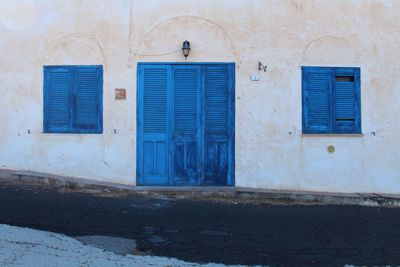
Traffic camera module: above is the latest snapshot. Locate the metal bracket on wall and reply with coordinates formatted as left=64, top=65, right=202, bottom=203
left=258, top=62, right=268, bottom=72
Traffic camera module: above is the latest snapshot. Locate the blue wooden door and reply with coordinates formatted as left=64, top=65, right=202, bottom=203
left=137, top=65, right=170, bottom=185
left=172, top=65, right=201, bottom=185
left=203, top=65, right=234, bottom=185
left=137, top=63, right=234, bottom=186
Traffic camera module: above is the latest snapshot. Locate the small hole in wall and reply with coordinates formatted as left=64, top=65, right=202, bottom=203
left=327, top=145, right=335, bottom=153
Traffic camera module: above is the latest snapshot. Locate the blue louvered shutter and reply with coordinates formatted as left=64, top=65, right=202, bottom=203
left=172, top=65, right=200, bottom=185
left=74, top=66, right=103, bottom=133
left=302, top=67, right=332, bottom=133
left=138, top=65, right=169, bottom=185
left=203, top=65, right=232, bottom=185
left=333, top=68, right=361, bottom=133
left=44, top=67, right=73, bottom=133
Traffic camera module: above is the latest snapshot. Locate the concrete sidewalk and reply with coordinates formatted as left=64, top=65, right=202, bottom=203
left=0, top=224, right=246, bottom=267
left=1, top=168, right=400, bottom=207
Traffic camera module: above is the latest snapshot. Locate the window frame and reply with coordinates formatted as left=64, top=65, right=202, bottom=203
left=43, top=65, right=103, bottom=134
left=301, top=66, right=361, bottom=134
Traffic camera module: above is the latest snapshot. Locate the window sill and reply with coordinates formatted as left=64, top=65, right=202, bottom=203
left=42, top=132, right=103, bottom=135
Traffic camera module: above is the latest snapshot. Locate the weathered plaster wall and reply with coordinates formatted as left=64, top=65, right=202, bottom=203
left=0, top=0, right=399, bottom=193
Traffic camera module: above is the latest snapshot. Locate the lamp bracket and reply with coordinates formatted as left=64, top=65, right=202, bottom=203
left=258, top=62, right=268, bottom=72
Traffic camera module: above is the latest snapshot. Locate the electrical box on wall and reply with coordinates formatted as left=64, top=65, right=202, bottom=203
left=250, top=74, right=260, bottom=81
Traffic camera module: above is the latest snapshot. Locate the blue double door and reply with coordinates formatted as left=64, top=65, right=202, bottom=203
left=137, top=63, right=235, bottom=186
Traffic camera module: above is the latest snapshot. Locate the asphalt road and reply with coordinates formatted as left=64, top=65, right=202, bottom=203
left=0, top=182, right=399, bottom=267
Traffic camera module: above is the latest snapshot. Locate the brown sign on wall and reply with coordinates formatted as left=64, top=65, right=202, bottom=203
left=115, top=88, right=126, bottom=100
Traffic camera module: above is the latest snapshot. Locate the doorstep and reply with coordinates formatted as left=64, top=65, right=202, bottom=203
left=136, top=186, right=234, bottom=192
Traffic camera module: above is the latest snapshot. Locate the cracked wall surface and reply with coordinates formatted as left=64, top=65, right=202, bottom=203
left=0, top=0, right=399, bottom=193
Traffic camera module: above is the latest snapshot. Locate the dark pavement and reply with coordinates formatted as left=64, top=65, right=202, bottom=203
left=0, top=182, right=399, bottom=267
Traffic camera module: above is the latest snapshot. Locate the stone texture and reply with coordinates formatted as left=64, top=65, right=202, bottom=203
left=0, top=224, right=246, bottom=267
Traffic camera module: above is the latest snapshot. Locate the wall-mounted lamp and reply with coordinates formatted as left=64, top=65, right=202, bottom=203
left=258, top=61, right=268, bottom=72
left=182, top=40, right=190, bottom=59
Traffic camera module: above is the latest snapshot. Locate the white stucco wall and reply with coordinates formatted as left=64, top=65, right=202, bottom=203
left=0, top=0, right=399, bottom=193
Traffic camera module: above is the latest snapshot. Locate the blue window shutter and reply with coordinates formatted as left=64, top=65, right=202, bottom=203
left=172, top=65, right=201, bottom=185
left=138, top=65, right=169, bottom=185
left=173, top=67, right=199, bottom=135
left=74, top=66, right=103, bottom=133
left=302, top=67, right=332, bottom=133
left=333, top=68, right=361, bottom=133
left=44, top=66, right=73, bottom=133
left=203, top=65, right=231, bottom=185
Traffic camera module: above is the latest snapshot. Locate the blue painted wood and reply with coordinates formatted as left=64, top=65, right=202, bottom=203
left=302, top=66, right=361, bottom=134
left=137, top=65, right=170, bottom=185
left=44, top=66, right=73, bottom=133
left=203, top=65, right=233, bottom=185
left=302, top=67, right=332, bottom=134
left=74, top=66, right=103, bottom=133
left=227, top=64, right=235, bottom=186
left=172, top=65, right=201, bottom=185
left=333, top=68, right=361, bottom=133
left=43, top=65, right=103, bottom=134
left=137, top=63, right=235, bottom=186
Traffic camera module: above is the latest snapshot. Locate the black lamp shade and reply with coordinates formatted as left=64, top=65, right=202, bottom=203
left=182, top=40, right=190, bottom=58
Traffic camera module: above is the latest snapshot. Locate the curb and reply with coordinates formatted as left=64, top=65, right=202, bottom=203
left=1, top=168, right=400, bottom=207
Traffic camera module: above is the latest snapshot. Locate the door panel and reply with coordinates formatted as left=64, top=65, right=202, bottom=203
left=143, top=141, right=167, bottom=175
left=172, top=66, right=201, bottom=185
left=137, top=65, right=169, bottom=185
left=204, top=141, right=228, bottom=185
left=173, top=139, right=198, bottom=183
left=203, top=65, right=231, bottom=185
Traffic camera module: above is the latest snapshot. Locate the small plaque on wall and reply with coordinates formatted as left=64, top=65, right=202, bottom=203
left=115, top=88, right=126, bottom=100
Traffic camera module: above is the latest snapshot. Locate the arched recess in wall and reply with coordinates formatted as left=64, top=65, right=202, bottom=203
left=135, top=16, right=239, bottom=62
left=43, top=34, right=107, bottom=66
left=302, top=35, right=360, bottom=65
